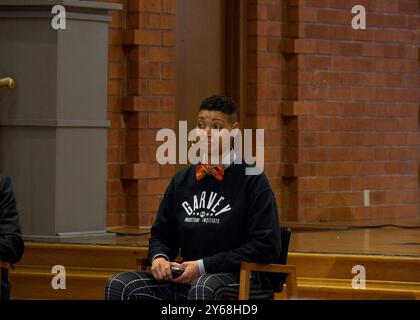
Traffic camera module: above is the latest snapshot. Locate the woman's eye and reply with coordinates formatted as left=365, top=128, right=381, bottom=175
left=197, top=123, right=204, bottom=128
left=213, top=124, right=221, bottom=130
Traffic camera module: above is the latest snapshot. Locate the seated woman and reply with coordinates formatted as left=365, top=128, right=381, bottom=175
left=105, top=95, right=281, bottom=300
left=0, top=174, right=25, bottom=300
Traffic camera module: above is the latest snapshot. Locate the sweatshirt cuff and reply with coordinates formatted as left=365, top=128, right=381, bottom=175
left=197, top=259, right=206, bottom=275
left=151, top=253, right=170, bottom=262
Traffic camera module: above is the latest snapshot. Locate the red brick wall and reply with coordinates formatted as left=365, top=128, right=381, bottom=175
left=246, top=0, right=290, bottom=221
left=105, top=0, right=419, bottom=228
left=122, top=0, right=176, bottom=227
left=279, top=0, right=419, bottom=223
left=105, top=0, right=176, bottom=228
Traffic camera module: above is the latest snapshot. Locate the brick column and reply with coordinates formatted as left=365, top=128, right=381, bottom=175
left=121, top=0, right=177, bottom=227
left=246, top=0, right=293, bottom=221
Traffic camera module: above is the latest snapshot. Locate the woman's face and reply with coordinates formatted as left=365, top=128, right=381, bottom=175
left=195, top=110, right=239, bottom=161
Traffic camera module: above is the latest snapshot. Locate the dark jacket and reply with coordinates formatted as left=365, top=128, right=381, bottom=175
left=0, top=175, right=24, bottom=300
left=148, top=162, right=281, bottom=274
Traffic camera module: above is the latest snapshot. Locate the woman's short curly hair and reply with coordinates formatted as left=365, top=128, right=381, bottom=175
left=199, top=95, right=238, bottom=122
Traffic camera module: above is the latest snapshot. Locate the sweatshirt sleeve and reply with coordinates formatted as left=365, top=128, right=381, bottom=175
left=147, top=178, right=179, bottom=264
left=202, top=187, right=281, bottom=273
left=0, top=176, right=25, bottom=264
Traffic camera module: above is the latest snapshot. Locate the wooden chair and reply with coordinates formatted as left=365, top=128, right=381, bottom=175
left=137, top=228, right=297, bottom=300
left=239, top=228, right=298, bottom=300
left=0, top=260, right=11, bottom=300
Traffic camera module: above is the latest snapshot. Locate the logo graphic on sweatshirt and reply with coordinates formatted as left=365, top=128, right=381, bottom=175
left=181, top=191, right=231, bottom=224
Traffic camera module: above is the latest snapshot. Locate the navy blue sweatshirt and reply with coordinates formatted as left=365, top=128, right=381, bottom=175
left=147, top=161, right=281, bottom=274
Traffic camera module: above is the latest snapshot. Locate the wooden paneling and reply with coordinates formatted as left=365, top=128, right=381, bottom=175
left=10, top=243, right=148, bottom=300
left=9, top=226, right=420, bottom=300
left=175, top=0, right=246, bottom=136
left=288, top=253, right=420, bottom=283
left=19, top=243, right=148, bottom=269
left=175, top=0, right=225, bottom=135
left=225, top=0, right=247, bottom=127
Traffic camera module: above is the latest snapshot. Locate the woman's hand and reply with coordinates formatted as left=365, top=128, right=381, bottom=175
left=171, top=260, right=201, bottom=284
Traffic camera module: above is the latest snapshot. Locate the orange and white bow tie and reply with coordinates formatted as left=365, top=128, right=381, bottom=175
left=196, top=163, right=225, bottom=182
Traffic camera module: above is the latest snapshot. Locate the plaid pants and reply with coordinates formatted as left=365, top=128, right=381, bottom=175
left=105, top=271, right=274, bottom=300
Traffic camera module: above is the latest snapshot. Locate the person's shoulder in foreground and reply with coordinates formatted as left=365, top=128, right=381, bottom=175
left=0, top=174, right=25, bottom=264
left=0, top=174, right=25, bottom=300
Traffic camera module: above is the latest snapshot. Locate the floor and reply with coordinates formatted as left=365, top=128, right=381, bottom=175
left=289, top=226, right=420, bottom=257
left=24, top=225, right=420, bottom=258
